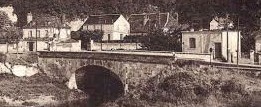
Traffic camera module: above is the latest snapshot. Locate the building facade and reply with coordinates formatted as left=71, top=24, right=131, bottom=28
left=182, top=30, right=241, bottom=62
left=82, top=14, right=130, bottom=41
left=22, top=14, right=71, bottom=52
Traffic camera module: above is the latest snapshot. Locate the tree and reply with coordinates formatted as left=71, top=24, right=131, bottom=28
left=140, top=29, right=182, bottom=51
left=79, top=30, right=104, bottom=42
left=0, top=11, right=11, bottom=29
left=76, top=29, right=104, bottom=50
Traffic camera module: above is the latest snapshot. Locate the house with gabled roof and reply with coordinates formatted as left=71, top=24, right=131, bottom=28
left=81, top=14, right=130, bottom=41
left=210, top=16, right=234, bottom=30
left=22, top=13, right=72, bottom=52
left=128, top=12, right=178, bottom=36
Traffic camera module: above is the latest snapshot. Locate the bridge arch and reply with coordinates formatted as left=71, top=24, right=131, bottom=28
left=75, top=65, right=124, bottom=105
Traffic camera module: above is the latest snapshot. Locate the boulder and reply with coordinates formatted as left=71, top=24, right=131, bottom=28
left=12, top=65, right=27, bottom=77
left=26, top=67, right=39, bottom=77
left=12, top=65, right=39, bottom=77
left=67, top=73, right=78, bottom=89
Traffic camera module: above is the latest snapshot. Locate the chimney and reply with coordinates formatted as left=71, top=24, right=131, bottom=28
left=27, top=12, right=33, bottom=24
left=61, top=14, right=66, bottom=23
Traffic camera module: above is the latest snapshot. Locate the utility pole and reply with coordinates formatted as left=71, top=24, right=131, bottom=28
left=237, top=16, right=240, bottom=68
left=35, top=21, right=38, bottom=52
left=226, top=14, right=229, bottom=62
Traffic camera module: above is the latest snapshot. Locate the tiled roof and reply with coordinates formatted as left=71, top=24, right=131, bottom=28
left=83, top=14, right=121, bottom=25
left=128, top=13, right=173, bottom=33
left=23, top=16, right=70, bottom=29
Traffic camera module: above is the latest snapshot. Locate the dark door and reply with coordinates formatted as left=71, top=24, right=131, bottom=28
left=81, top=40, right=88, bottom=50
left=214, top=43, right=222, bottom=58
left=28, top=42, right=34, bottom=51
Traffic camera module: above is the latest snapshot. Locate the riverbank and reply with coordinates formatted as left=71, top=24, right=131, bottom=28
left=104, top=64, right=261, bottom=107
left=0, top=73, right=88, bottom=106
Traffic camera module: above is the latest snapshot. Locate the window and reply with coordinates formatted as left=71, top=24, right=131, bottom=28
left=189, top=38, right=196, bottom=48
left=45, top=30, right=49, bottom=37
left=29, top=31, right=32, bottom=37
left=36, top=30, right=40, bottom=38
left=108, top=34, right=111, bottom=41
left=120, top=34, right=123, bottom=40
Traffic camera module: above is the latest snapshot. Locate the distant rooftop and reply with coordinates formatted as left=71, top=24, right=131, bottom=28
left=23, top=15, right=70, bottom=29
left=83, top=14, right=121, bottom=25
left=181, top=30, right=240, bottom=34
left=128, top=12, right=177, bottom=33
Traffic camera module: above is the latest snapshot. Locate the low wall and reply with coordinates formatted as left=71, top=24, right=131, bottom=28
left=0, top=43, right=24, bottom=53
left=90, top=42, right=142, bottom=50
left=174, top=52, right=212, bottom=62
left=52, top=42, right=81, bottom=52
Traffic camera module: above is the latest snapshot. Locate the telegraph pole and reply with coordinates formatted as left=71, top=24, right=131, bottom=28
left=35, top=21, right=38, bottom=52
left=237, top=16, right=240, bottom=68
left=226, top=14, right=229, bottom=62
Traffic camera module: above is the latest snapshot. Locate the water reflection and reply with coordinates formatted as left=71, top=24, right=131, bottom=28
left=49, top=99, right=90, bottom=107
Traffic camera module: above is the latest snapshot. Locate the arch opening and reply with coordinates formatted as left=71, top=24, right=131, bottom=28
left=75, top=65, right=124, bottom=106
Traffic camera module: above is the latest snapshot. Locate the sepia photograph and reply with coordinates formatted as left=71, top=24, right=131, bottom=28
left=0, top=0, right=261, bottom=106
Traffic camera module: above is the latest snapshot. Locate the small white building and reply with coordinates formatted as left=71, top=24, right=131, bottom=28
left=209, top=16, right=234, bottom=30
left=182, top=30, right=241, bottom=62
left=209, top=18, right=219, bottom=30
left=22, top=13, right=71, bottom=52
left=81, top=14, right=130, bottom=41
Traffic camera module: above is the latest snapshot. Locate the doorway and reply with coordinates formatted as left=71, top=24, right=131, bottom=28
left=214, top=43, right=222, bottom=58
left=28, top=42, right=34, bottom=51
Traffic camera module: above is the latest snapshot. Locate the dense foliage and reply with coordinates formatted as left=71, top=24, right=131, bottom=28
left=71, top=29, right=104, bottom=42
left=140, top=29, right=182, bottom=51
left=0, top=11, right=10, bottom=29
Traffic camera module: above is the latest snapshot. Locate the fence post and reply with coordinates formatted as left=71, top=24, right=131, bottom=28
left=250, top=50, right=255, bottom=64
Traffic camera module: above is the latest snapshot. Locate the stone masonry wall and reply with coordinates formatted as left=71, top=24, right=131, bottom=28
left=38, top=51, right=176, bottom=92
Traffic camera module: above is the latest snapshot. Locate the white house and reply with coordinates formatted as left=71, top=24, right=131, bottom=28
left=82, top=14, right=130, bottom=41
left=210, top=18, right=219, bottom=30
left=182, top=30, right=241, bottom=62
left=22, top=13, right=71, bottom=52
left=210, top=16, right=234, bottom=30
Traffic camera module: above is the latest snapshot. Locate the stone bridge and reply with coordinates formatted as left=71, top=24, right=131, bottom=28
left=38, top=51, right=176, bottom=102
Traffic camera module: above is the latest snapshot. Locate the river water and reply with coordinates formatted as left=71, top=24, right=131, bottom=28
left=56, top=100, right=90, bottom=107
left=47, top=98, right=106, bottom=107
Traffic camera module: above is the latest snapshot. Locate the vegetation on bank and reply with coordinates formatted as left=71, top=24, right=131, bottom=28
left=0, top=53, right=88, bottom=106
left=0, top=72, right=87, bottom=106
left=104, top=63, right=261, bottom=107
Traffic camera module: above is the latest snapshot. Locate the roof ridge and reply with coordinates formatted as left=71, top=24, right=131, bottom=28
left=90, top=14, right=121, bottom=16
left=130, top=12, right=169, bottom=16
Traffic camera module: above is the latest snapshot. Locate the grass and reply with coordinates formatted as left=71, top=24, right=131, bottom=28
left=103, top=64, right=261, bottom=107
left=0, top=73, right=87, bottom=106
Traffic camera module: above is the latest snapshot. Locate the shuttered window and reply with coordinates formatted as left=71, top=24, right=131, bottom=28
left=189, top=38, right=196, bottom=48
